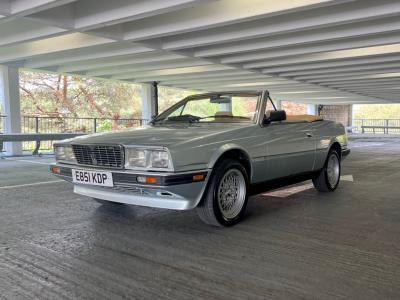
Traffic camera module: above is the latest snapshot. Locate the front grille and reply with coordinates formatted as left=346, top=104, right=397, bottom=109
left=72, top=144, right=124, bottom=168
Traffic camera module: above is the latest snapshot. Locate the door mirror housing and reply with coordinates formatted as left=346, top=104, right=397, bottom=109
left=263, top=110, right=286, bottom=124
left=149, top=114, right=158, bottom=125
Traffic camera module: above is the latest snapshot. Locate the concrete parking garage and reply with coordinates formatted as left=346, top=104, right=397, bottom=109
left=1, top=139, right=399, bottom=299
left=1, top=0, right=400, bottom=299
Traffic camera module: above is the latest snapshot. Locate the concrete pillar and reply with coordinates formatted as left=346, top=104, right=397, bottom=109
left=219, top=96, right=232, bottom=112
left=0, top=65, right=22, bottom=155
left=307, top=104, right=318, bottom=115
left=141, top=83, right=157, bottom=123
left=348, top=104, right=353, bottom=126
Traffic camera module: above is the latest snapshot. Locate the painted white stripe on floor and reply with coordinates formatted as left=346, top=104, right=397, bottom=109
left=341, top=174, right=354, bottom=182
left=4, top=158, right=51, bottom=165
left=350, top=143, right=384, bottom=148
left=263, top=183, right=313, bottom=198
left=263, top=174, right=354, bottom=198
left=15, top=159, right=50, bottom=165
left=0, top=180, right=64, bottom=190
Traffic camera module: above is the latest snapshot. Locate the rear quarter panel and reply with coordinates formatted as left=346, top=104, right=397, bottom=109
left=313, top=120, right=347, bottom=170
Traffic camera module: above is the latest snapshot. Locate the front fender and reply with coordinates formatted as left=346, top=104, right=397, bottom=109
left=208, top=143, right=249, bottom=168
left=207, top=143, right=255, bottom=183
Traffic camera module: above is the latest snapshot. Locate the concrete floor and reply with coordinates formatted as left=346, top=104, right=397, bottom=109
left=1, top=140, right=399, bottom=299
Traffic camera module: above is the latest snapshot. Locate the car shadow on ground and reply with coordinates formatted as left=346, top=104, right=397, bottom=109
left=91, top=201, right=208, bottom=232
left=89, top=185, right=327, bottom=232
left=244, top=183, right=344, bottom=224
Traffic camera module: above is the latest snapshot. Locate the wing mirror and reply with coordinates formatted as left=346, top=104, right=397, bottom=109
left=149, top=114, right=158, bottom=125
left=263, top=110, right=286, bottom=125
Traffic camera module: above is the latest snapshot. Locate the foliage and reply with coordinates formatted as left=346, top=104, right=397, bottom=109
left=158, top=86, right=193, bottom=113
left=353, top=104, right=400, bottom=119
left=96, top=119, right=112, bottom=132
left=19, top=70, right=143, bottom=119
left=19, top=70, right=194, bottom=120
left=281, top=101, right=307, bottom=115
left=16, top=70, right=316, bottom=124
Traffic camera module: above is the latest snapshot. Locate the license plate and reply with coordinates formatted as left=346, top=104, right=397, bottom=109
left=72, top=169, right=114, bottom=187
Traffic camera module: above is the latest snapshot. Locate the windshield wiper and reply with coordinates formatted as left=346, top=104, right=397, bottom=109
left=166, top=114, right=201, bottom=123
left=200, top=115, right=250, bottom=120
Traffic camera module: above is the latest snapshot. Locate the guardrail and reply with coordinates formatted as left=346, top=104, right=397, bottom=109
left=22, top=116, right=147, bottom=134
left=352, top=119, right=400, bottom=134
left=0, top=133, right=86, bottom=155
left=1, top=115, right=148, bottom=152
left=22, top=116, right=148, bottom=151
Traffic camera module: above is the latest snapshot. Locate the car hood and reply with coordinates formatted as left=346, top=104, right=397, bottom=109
left=63, top=123, right=253, bottom=148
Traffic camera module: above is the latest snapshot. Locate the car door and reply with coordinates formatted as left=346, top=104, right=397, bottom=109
left=264, top=121, right=316, bottom=180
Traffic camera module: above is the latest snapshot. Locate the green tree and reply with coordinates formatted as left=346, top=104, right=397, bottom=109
left=19, top=70, right=194, bottom=120
left=158, top=86, right=194, bottom=113
left=19, top=70, right=142, bottom=120
left=353, top=104, right=400, bottom=119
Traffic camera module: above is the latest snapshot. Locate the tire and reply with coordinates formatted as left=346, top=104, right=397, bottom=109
left=93, top=198, right=124, bottom=206
left=196, top=158, right=249, bottom=227
left=312, top=149, right=341, bottom=192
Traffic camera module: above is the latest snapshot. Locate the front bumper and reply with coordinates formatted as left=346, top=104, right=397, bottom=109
left=50, top=163, right=211, bottom=210
left=341, top=148, right=351, bottom=160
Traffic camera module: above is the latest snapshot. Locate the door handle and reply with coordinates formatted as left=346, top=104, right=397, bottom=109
left=306, top=133, right=313, bottom=138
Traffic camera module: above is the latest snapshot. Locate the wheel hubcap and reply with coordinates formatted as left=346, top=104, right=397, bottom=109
left=327, top=154, right=340, bottom=187
left=217, top=169, right=246, bottom=220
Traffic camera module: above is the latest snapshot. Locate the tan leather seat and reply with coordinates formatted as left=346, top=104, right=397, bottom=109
left=285, top=114, right=323, bottom=123
left=215, top=111, right=233, bottom=117
left=214, top=111, right=234, bottom=122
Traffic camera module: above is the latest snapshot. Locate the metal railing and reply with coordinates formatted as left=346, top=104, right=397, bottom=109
left=19, top=116, right=147, bottom=151
left=352, top=119, right=400, bottom=134
left=22, top=116, right=147, bottom=134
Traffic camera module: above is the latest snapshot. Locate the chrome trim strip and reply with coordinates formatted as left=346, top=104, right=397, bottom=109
left=53, top=162, right=208, bottom=177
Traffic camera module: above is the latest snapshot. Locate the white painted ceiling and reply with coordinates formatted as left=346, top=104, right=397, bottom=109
left=0, top=0, right=399, bottom=104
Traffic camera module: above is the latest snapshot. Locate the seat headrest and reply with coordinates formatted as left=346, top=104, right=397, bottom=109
left=215, top=111, right=233, bottom=117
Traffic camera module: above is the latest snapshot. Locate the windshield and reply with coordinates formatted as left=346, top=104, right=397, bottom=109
left=154, top=93, right=260, bottom=124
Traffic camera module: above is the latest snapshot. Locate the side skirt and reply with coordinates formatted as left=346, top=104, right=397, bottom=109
left=249, top=171, right=319, bottom=196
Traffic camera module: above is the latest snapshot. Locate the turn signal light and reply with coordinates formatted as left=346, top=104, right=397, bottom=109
left=51, top=166, right=61, bottom=174
left=146, top=177, right=158, bottom=184
left=137, top=176, right=158, bottom=184
left=193, top=174, right=205, bottom=181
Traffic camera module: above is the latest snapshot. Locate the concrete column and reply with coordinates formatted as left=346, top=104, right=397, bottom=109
left=141, top=83, right=157, bottom=123
left=0, top=65, right=22, bottom=155
left=348, top=104, right=353, bottom=126
left=219, top=96, right=232, bottom=112
left=307, top=104, right=318, bottom=115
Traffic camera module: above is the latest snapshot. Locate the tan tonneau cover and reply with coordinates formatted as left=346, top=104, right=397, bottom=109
left=285, top=114, right=323, bottom=123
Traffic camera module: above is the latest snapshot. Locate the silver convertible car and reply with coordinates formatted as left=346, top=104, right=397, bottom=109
left=50, top=90, right=350, bottom=226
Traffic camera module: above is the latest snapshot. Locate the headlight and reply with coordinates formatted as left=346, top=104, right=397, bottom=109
left=125, top=148, right=146, bottom=168
left=150, top=150, right=170, bottom=168
left=125, top=147, right=172, bottom=170
left=54, top=145, right=76, bottom=163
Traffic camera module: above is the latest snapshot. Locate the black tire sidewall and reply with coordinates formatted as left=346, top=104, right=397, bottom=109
left=208, top=159, right=249, bottom=226
left=324, top=150, right=341, bottom=191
